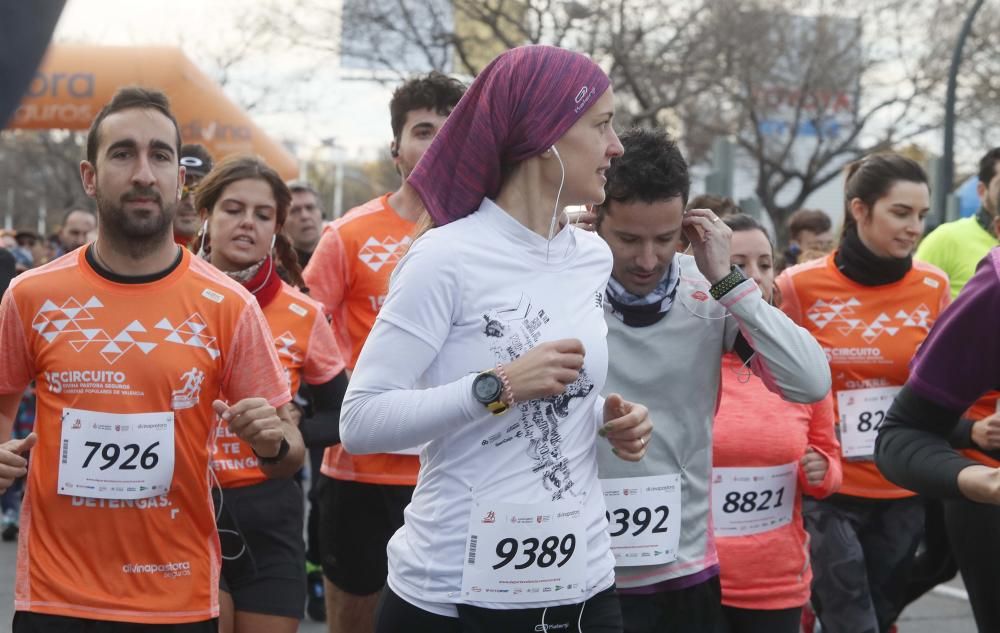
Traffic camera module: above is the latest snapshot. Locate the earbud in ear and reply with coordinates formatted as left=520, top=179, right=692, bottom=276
left=196, top=220, right=209, bottom=257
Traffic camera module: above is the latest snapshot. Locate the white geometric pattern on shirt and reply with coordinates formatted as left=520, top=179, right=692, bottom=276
left=274, top=330, right=303, bottom=364
left=805, top=297, right=932, bottom=344
left=358, top=235, right=412, bottom=272
left=155, top=313, right=220, bottom=359
left=31, top=296, right=158, bottom=364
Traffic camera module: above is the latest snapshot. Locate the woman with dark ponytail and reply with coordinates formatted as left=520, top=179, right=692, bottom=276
left=775, top=154, right=950, bottom=633
left=194, top=155, right=349, bottom=633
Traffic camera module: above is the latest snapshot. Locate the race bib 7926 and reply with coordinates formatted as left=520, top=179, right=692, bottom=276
left=58, top=408, right=175, bottom=500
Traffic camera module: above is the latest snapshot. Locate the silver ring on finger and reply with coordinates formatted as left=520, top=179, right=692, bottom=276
left=639, top=436, right=646, bottom=448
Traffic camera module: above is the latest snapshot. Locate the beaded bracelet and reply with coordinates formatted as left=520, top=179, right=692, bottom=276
left=494, top=364, right=516, bottom=406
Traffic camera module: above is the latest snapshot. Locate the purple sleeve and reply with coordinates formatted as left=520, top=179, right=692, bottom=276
left=908, top=250, right=1000, bottom=410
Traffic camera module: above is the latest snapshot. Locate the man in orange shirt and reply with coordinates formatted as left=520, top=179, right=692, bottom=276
left=0, top=87, right=301, bottom=632
left=173, top=143, right=214, bottom=246
left=303, top=71, right=465, bottom=633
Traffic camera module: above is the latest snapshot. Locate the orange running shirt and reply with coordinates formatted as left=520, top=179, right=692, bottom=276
left=776, top=253, right=950, bottom=498
left=0, top=248, right=290, bottom=624
left=213, top=281, right=345, bottom=488
left=303, top=194, right=419, bottom=486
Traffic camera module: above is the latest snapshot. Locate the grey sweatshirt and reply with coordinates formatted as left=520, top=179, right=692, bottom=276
left=597, top=253, right=830, bottom=590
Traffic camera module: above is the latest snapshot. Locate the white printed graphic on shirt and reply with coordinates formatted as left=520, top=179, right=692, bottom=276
left=805, top=297, right=932, bottom=344
left=170, top=368, right=206, bottom=410
left=155, top=314, right=220, bottom=360
left=358, top=235, right=412, bottom=272
left=479, top=294, right=594, bottom=502
left=32, top=296, right=159, bottom=364
left=274, top=330, right=303, bottom=364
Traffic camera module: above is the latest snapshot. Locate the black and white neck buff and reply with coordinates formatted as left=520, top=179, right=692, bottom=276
left=605, top=258, right=681, bottom=327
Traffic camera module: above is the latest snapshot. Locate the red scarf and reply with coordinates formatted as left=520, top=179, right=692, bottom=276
left=241, top=256, right=282, bottom=308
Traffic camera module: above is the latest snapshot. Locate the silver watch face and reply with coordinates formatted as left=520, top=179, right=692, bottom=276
left=474, top=373, right=502, bottom=402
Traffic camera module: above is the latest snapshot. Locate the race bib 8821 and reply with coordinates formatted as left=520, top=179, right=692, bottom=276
left=712, top=463, right=796, bottom=537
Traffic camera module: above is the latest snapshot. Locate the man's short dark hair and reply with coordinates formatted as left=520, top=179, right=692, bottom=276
left=286, top=180, right=320, bottom=198
left=787, top=208, right=832, bottom=239
left=978, top=147, right=1000, bottom=185
left=597, top=127, right=690, bottom=224
left=686, top=194, right=740, bottom=217
left=86, top=87, right=182, bottom=166
left=389, top=72, right=466, bottom=143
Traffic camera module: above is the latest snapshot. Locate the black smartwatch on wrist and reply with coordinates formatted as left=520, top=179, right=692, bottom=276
left=709, top=265, right=748, bottom=301
left=253, top=437, right=290, bottom=464
left=472, top=370, right=509, bottom=415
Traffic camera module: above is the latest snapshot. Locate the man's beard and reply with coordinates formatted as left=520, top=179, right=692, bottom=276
left=97, top=186, right=177, bottom=258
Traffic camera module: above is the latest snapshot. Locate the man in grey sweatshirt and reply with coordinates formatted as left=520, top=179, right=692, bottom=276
left=593, top=128, right=830, bottom=633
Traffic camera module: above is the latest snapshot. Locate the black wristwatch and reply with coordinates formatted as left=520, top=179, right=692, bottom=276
left=472, top=370, right=509, bottom=415
left=253, top=437, right=290, bottom=464
left=709, top=265, right=748, bottom=301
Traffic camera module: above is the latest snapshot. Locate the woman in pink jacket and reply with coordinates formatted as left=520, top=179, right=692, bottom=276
left=712, top=214, right=842, bottom=633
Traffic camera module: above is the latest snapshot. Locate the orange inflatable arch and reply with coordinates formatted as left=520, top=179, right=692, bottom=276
left=6, top=44, right=298, bottom=179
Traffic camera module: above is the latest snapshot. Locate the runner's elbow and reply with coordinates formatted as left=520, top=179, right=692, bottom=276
left=800, top=367, right=832, bottom=404
left=338, top=398, right=374, bottom=455
left=782, top=361, right=831, bottom=404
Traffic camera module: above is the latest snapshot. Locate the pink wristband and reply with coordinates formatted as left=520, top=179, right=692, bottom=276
left=494, top=364, right=515, bottom=406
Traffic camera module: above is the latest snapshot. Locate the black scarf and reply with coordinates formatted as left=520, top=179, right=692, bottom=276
left=605, top=292, right=675, bottom=327
left=834, top=225, right=911, bottom=286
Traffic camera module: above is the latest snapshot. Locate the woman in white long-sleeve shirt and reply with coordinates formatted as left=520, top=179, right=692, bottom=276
left=339, top=45, right=653, bottom=633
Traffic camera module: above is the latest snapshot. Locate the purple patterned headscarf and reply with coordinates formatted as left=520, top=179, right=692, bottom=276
left=408, top=45, right=611, bottom=227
